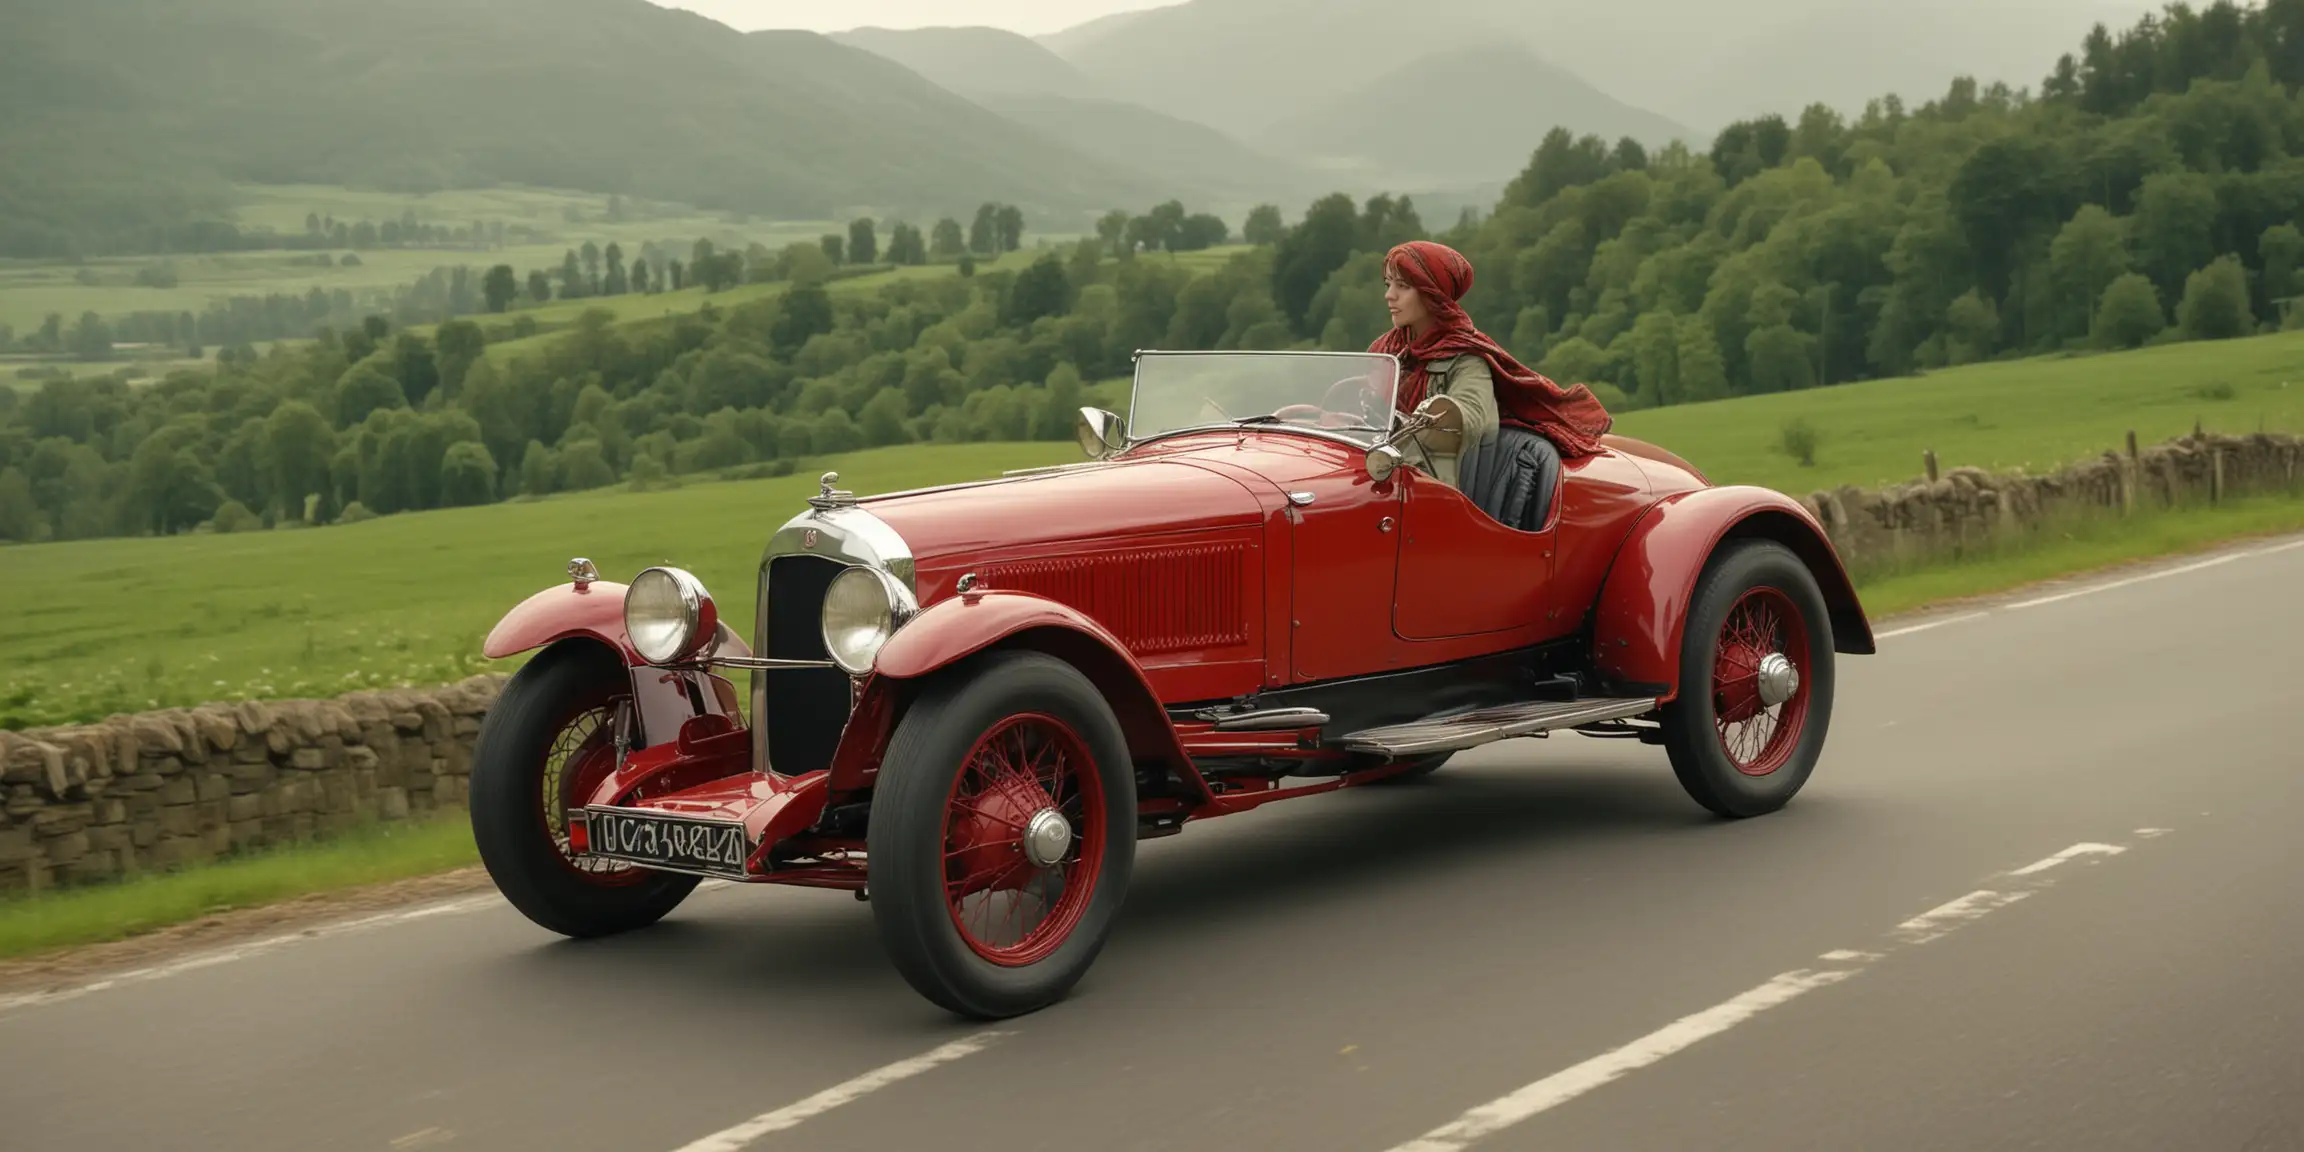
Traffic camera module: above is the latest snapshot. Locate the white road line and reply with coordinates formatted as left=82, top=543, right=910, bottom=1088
left=0, top=894, right=501, bottom=1018
left=1870, top=532, right=2304, bottom=641
left=1875, top=612, right=1988, bottom=640
left=2004, top=552, right=2245, bottom=610
left=2007, top=842, right=2126, bottom=876
left=1889, top=890, right=2032, bottom=945
left=0, top=881, right=737, bottom=1018
left=1381, top=835, right=2160, bottom=1151
left=668, top=1031, right=1012, bottom=1152
left=1385, top=969, right=1855, bottom=1152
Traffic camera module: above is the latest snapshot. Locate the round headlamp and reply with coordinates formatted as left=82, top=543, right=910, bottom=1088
left=821, top=565, right=916, bottom=675
left=624, top=566, right=717, bottom=665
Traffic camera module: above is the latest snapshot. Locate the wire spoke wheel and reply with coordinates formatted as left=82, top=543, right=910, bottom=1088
left=1709, top=587, right=1812, bottom=778
left=540, top=704, right=640, bottom=883
left=1658, top=540, right=1837, bottom=819
left=941, top=713, right=1105, bottom=966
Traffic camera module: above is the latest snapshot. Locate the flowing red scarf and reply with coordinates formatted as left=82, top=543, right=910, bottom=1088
left=1368, top=240, right=1613, bottom=457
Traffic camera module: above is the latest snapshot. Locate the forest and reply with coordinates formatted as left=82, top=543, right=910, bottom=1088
left=4, top=0, right=2304, bottom=546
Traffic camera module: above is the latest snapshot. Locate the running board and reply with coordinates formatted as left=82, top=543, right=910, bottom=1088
left=1334, top=698, right=1659, bottom=758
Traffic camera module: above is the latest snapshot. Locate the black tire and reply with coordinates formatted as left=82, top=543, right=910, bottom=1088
left=1657, top=539, right=1837, bottom=819
left=867, top=650, right=1137, bottom=1020
left=470, top=641, right=699, bottom=937
left=1369, top=752, right=1453, bottom=784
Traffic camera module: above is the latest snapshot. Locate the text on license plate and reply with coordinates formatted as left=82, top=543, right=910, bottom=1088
left=586, top=810, right=748, bottom=874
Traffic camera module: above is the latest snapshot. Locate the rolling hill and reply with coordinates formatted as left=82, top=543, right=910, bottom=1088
left=1256, top=45, right=1695, bottom=191
left=0, top=0, right=1181, bottom=256
left=828, top=25, right=1098, bottom=99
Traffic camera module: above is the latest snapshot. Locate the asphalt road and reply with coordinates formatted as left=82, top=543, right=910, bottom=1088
left=5, top=534, right=2301, bottom=1152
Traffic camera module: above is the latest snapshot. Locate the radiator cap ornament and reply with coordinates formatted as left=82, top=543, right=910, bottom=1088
left=809, top=471, right=857, bottom=511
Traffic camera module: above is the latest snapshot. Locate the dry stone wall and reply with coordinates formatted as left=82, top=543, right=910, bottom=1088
left=0, top=677, right=504, bottom=893
left=2, top=430, right=2300, bottom=894
left=1798, top=431, right=2304, bottom=576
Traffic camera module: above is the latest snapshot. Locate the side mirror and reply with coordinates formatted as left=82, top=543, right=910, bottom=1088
left=1076, top=407, right=1125, bottom=459
left=1364, top=444, right=1405, bottom=483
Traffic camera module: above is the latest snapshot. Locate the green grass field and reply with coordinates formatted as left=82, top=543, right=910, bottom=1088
left=0, top=180, right=1126, bottom=334
left=1610, top=334, right=2304, bottom=495
left=5, top=329, right=2304, bottom=733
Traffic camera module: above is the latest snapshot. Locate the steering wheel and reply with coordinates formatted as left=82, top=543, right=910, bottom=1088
left=1272, top=375, right=1391, bottom=429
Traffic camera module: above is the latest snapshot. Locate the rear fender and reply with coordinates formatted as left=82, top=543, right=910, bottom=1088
left=484, top=581, right=747, bottom=748
left=869, top=591, right=1212, bottom=803
left=1591, top=487, right=1875, bottom=703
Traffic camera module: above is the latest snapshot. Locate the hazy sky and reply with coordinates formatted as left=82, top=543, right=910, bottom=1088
left=645, top=1, right=1173, bottom=35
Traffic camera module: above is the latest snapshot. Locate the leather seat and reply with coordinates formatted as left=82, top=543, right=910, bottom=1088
left=1455, top=424, right=1561, bottom=533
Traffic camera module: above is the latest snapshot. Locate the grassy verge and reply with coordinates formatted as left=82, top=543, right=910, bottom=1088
left=0, top=814, right=476, bottom=961
left=5, top=493, right=2302, bottom=961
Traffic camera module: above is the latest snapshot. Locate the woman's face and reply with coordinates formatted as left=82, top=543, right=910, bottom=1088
left=1384, top=264, right=1431, bottom=332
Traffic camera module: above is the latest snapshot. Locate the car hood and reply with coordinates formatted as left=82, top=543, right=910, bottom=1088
left=861, top=457, right=1270, bottom=567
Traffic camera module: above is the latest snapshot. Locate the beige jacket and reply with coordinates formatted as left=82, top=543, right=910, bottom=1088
left=1409, top=354, right=1499, bottom=489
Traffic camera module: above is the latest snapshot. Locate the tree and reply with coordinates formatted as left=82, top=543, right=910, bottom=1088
left=996, top=204, right=1025, bottom=252
left=580, top=241, right=602, bottom=293
left=2093, top=273, right=2166, bottom=349
left=931, top=218, right=965, bottom=258
left=2047, top=206, right=2132, bottom=341
left=970, top=204, right=1000, bottom=254
left=848, top=218, right=878, bottom=265
left=439, top=442, right=498, bottom=506
left=668, top=259, right=685, bottom=291
left=2177, top=254, right=2253, bottom=340
left=886, top=222, right=926, bottom=265
left=820, top=233, right=845, bottom=265
left=526, top=269, right=552, bottom=305
left=1179, top=213, right=1229, bottom=251
left=603, top=243, right=628, bottom=295
left=1272, top=193, right=1361, bottom=334
left=1005, top=253, right=1072, bottom=326
left=483, top=264, right=518, bottom=313
left=261, top=401, right=336, bottom=518
left=630, top=258, right=651, bottom=295
left=0, top=467, right=42, bottom=543
left=1242, top=205, right=1285, bottom=246
left=69, top=312, right=113, bottom=361
left=558, top=249, right=584, bottom=299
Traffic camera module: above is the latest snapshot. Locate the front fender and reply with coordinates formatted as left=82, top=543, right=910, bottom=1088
left=872, top=591, right=1211, bottom=803
left=1592, top=486, right=1875, bottom=703
left=484, top=581, right=748, bottom=747
left=484, top=580, right=639, bottom=661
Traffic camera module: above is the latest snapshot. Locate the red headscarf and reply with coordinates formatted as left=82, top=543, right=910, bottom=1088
left=1368, top=240, right=1613, bottom=457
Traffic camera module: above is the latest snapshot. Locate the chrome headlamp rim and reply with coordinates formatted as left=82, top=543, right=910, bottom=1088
left=820, top=563, right=920, bottom=676
left=625, top=565, right=718, bottom=666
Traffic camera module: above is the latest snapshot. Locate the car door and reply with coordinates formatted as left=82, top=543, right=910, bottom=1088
left=1284, top=459, right=1406, bottom=683
left=1391, top=468, right=1555, bottom=641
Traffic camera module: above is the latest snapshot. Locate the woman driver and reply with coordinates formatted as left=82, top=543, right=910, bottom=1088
left=1371, top=241, right=1615, bottom=489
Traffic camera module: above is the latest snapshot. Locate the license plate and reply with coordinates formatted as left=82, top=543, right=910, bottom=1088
left=581, top=808, right=751, bottom=879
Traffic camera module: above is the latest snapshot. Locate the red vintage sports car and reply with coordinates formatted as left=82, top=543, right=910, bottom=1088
left=470, top=350, right=1875, bottom=1019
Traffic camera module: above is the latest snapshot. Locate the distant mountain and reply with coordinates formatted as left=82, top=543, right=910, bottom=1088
left=1036, top=6, right=1176, bottom=59
left=977, top=93, right=1322, bottom=209
left=828, top=25, right=1097, bottom=99
left=1256, top=45, right=1694, bottom=191
left=0, top=0, right=1182, bottom=256
left=1040, top=0, right=2149, bottom=142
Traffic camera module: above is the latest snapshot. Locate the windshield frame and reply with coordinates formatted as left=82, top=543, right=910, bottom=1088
left=1118, top=349, right=1405, bottom=452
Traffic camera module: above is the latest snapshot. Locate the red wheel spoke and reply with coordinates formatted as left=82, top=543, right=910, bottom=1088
left=939, top=712, right=1105, bottom=967
left=1710, top=587, right=1811, bottom=778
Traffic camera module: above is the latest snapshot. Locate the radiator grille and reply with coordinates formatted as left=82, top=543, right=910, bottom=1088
left=982, top=542, right=1249, bottom=656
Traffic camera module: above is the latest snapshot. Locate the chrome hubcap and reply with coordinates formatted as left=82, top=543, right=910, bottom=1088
left=1022, top=808, right=1072, bottom=869
left=1756, top=652, right=1800, bottom=707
